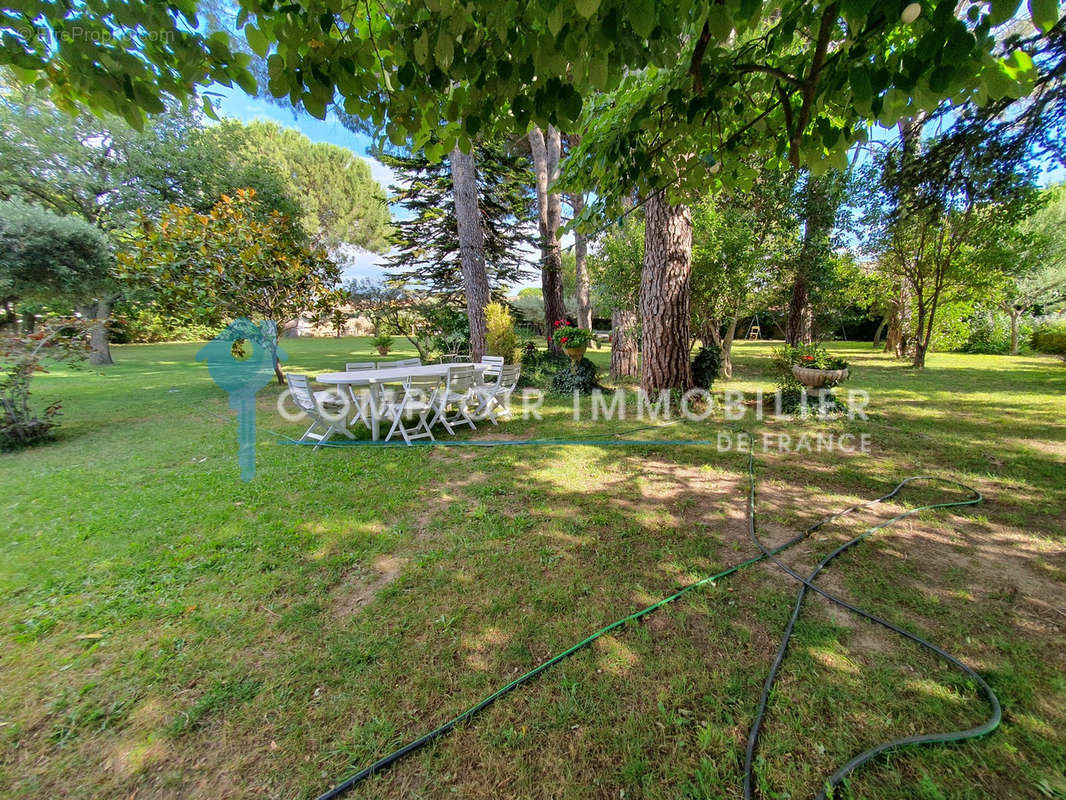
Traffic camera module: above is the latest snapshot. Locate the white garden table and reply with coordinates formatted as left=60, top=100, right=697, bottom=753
left=316, top=363, right=488, bottom=440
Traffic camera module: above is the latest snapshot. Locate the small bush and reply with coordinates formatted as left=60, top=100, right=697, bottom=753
left=485, top=302, right=518, bottom=363
left=962, top=310, right=1026, bottom=355
left=691, top=345, right=722, bottom=389
left=1, top=320, right=89, bottom=449
left=550, top=357, right=600, bottom=395
left=110, top=310, right=216, bottom=343
left=519, top=347, right=569, bottom=388
left=371, top=333, right=393, bottom=353
left=1031, top=319, right=1066, bottom=356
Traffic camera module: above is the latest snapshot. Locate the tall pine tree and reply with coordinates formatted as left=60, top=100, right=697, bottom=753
left=378, top=141, right=536, bottom=303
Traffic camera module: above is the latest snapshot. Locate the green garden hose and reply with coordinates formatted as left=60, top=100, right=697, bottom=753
left=298, top=437, right=998, bottom=800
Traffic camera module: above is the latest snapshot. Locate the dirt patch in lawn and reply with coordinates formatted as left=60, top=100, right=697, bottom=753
left=329, top=554, right=408, bottom=619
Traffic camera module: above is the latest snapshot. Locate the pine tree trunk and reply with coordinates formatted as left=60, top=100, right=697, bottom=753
left=610, top=308, right=639, bottom=379
left=450, top=145, right=491, bottom=362
left=569, top=192, right=592, bottom=329
left=786, top=276, right=812, bottom=346
left=640, top=193, right=693, bottom=392
left=786, top=175, right=832, bottom=346
left=529, top=126, right=566, bottom=352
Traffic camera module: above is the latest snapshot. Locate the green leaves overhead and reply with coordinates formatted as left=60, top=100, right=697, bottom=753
left=4, top=0, right=1050, bottom=230
left=1028, top=0, right=1061, bottom=33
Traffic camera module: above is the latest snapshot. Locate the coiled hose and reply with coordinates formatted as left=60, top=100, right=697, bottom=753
left=307, top=438, right=997, bottom=800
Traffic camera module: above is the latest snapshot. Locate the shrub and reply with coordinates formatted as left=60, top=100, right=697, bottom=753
left=485, top=302, right=518, bottom=363
left=1, top=320, right=89, bottom=449
left=424, top=306, right=469, bottom=357
left=550, top=357, right=600, bottom=395
left=1031, top=318, right=1066, bottom=356
left=110, top=309, right=216, bottom=343
left=961, top=309, right=1017, bottom=354
left=371, top=333, right=393, bottom=353
left=691, top=345, right=722, bottom=389
left=519, top=346, right=569, bottom=388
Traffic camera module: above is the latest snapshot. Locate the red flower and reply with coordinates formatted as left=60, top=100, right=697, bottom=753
left=561, top=336, right=568, bottom=342
left=802, top=355, right=815, bottom=361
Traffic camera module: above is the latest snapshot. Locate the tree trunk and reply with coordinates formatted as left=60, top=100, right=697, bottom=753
left=640, top=193, right=693, bottom=392
left=610, top=308, right=639, bottom=379
left=569, top=192, right=592, bottom=329
left=450, top=144, right=491, bottom=362
left=529, top=126, right=566, bottom=352
left=21, top=310, right=35, bottom=334
left=872, top=317, right=886, bottom=349
left=721, top=316, right=738, bottom=379
left=786, top=275, right=812, bottom=346
left=884, top=287, right=910, bottom=358
left=912, top=301, right=928, bottom=369
left=786, top=175, right=833, bottom=346
left=1009, top=308, right=1020, bottom=355
left=77, top=296, right=115, bottom=365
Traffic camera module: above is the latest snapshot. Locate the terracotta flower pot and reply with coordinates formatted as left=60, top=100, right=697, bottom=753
left=791, top=364, right=849, bottom=388
left=376, top=345, right=390, bottom=356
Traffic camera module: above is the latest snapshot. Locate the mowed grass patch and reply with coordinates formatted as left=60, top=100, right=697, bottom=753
left=0, top=338, right=1063, bottom=799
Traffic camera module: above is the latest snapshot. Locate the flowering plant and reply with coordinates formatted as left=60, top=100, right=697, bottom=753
left=781, top=343, right=849, bottom=371
left=551, top=320, right=594, bottom=349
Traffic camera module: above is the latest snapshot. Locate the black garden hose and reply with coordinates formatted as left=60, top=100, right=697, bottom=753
left=309, top=438, right=997, bottom=800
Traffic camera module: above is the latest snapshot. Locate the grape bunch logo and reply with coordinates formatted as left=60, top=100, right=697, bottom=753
left=196, top=319, right=286, bottom=481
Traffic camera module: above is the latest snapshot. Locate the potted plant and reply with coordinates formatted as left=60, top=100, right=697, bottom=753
left=552, top=320, right=594, bottom=369
left=786, top=344, right=850, bottom=390
left=372, top=332, right=393, bottom=356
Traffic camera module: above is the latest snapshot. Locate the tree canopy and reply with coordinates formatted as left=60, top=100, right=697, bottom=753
left=0, top=199, right=112, bottom=313
left=210, top=119, right=390, bottom=251
left=117, top=189, right=341, bottom=382
left=7, top=3, right=1053, bottom=205
left=378, top=141, right=535, bottom=300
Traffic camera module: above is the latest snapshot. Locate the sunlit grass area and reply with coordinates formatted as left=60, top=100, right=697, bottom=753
left=1, top=338, right=1064, bottom=799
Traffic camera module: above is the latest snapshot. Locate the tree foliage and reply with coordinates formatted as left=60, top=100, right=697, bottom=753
left=117, top=189, right=341, bottom=382
left=209, top=119, right=390, bottom=251
left=864, top=133, right=1041, bottom=367
left=0, top=199, right=113, bottom=321
left=0, top=86, right=300, bottom=230
left=378, top=142, right=535, bottom=300
left=7, top=2, right=1053, bottom=212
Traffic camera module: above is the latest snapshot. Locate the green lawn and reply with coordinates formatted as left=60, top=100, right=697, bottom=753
left=1, top=338, right=1064, bottom=799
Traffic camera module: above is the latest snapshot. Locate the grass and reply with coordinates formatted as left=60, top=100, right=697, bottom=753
left=1, top=337, right=1064, bottom=799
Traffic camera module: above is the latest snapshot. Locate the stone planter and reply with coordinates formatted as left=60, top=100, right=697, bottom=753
left=791, top=364, right=848, bottom=389
left=564, top=345, right=587, bottom=371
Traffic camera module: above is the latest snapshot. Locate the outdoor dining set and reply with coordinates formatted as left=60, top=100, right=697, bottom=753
left=285, top=356, right=521, bottom=447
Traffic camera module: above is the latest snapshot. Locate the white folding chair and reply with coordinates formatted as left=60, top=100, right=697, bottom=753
left=286, top=374, right=355, bottom=450
left=317, top=362, right=375, bottom=408
left=379, top=375, right=439, bottom=444
left=439, top=352, right=470, bottom=364
left=340, top=363, right=376, bottom=428
left=472, top=364, right=521, bottom=424
left=378, top=357, right=422, bottom=368
left=476, top=355, right=505, bottom=384
left=431, top=365, right=477, bottom=435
